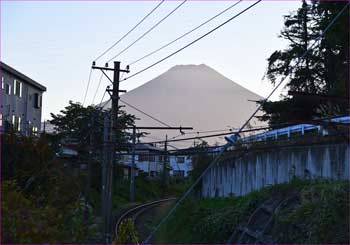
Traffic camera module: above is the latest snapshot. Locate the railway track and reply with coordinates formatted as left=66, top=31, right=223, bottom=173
left=115, top=197, right=176, bottom=242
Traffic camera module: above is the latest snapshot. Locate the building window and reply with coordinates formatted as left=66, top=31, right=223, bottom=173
left=1, top=77, right=4, bottom=89
left=34, top=93, right=42, bottom=108
left=173, top=170, right=185, bottom=178
left=32, top=126, right=38, bottom=136
left=14, top=79, right=22, bottom=97
left=138, top=154, right=148, bottom=162
left=176, top=156, right=185, bottom=163
left=0, top=113, right=2, bottom=127
left=138, top=154, right=157, bottom=162
left=5, top=84, right=11, bottom=95
left=12, top=115, right=21, bottom=132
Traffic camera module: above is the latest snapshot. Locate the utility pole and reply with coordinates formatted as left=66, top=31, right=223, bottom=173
left=162, top=134, right=168, bottom=193
left=84, top=120, right=94, bottom=225
left=92, top=61, right=129, bottom=244
left=130, top=126, right=136, bottom=203
left=101, top=112, right=109, bottom=222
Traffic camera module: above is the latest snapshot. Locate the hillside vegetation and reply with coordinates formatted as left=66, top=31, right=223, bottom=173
left=154, top=179, right=349, bottom=244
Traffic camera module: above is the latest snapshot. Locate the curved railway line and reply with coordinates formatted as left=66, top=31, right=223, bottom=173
left=115, top=197, right=176, bottom=242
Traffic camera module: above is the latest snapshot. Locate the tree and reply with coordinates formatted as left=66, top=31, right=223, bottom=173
left=259, top=1, right=349, bottom=126
left=50, top=101, right=137, bottom=205
left=1, top=133, right=89, bottom=243
left=50, top=101, right=136, bottom=153
left=189, top=141, right=214, bottom=196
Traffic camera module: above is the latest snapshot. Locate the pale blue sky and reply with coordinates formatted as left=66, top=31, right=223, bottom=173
left=1, top=0, right=300, bottom=119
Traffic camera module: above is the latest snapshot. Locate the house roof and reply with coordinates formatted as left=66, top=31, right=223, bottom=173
left=0, top=61, right=47, bottom=92
left=135, top=143, right=164, bottom=152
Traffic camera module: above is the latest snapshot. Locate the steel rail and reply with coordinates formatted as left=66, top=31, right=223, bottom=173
left=114, top=197, right=176, bottom=240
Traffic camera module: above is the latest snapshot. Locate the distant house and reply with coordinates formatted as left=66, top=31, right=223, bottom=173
left=168, top=146, right=224, bottom=178
left=169, top=149, right=193, bottom=178
left=119, top=143, right=165, bottom=178
left=119, top=143, right=199, bottom=179
left=0, top=61, right=46, bottom=135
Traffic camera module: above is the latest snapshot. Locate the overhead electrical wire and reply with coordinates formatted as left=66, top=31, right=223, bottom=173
left=128, top=0, right=242, bottom=66
left=95, top=85, right=172, bottom=126
left=82, top=68, right=93, bottom=106
left=91, top=73, right=104, bottom=105
left=118, top=128, right=347, bottom=156
left=84, top=1, right=164, bottom=106
left=143, top=2, right=350, bottom=243
left=113, top=128, right=347, bottom=156
left=119, top=98, right=172, bottom=127
left=123, top=0, right=262, bottom=82
left=107, top=0, right=187, bottom=63
left=90, top=69, right=128, bottom=105
left=170, top=128, right=237, bottom=140
left=143, top=125, right=271, bottom=144
left=94, top=0, right=165, bottom=62
left=99, top=90, right=109, bottom=109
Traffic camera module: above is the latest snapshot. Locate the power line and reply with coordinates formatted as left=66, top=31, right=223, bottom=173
left=107, top=0, right=187, bottom=63
left=99, top=90, right=109, bottom=109
left=168, top=120, right=314, bottom=142
left=91, top=73, right=104, bottom=105
left=119, top=98, right=172, bottom=127
left=143, top=3, right=350, bottom=243
left=82, top=68, right=93, bottom=106
left=170, top=128, right=237, bottom=140
left=141, top=135, right=190, bottom=148
left=87, top=2, right=164, bottom=105
left=123, top=0, right=262, bottom=82
left=129, top=0, right=242, bottom=66
left=143, top=125, right=271, bottom=144
left=94, top=1, right=165, bottom=62
left=139, top=119, right=327, bottom=144
left=91, top=69, right=129, bottom=106
left=86, top=0, right=238, bottom=106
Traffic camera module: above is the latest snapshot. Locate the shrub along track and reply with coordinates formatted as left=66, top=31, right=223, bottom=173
left=114, top=197, right=176, bottom=242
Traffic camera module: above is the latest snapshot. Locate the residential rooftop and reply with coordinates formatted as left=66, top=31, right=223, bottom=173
left=0, top=61, right=47, bottom=92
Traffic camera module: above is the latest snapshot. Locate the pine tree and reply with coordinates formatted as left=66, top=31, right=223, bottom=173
left=259, top=1, right=349, bottom=126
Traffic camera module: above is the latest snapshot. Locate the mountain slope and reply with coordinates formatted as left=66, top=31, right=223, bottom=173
left=104, top=64, right=263, bottom=146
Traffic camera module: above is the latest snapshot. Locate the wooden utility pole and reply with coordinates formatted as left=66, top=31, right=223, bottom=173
left=130, top=126, right=136, bottom=203
left=84, top=122, right=93, bottom=225
left=101, top=112, right=109, bottom=221
left=92, top=61, right=129, bottom=244
left=162, top=134, right=168, bottom=191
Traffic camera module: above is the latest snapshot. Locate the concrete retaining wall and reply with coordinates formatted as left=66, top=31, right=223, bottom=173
left=202, top=143, right=350, bottom=197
